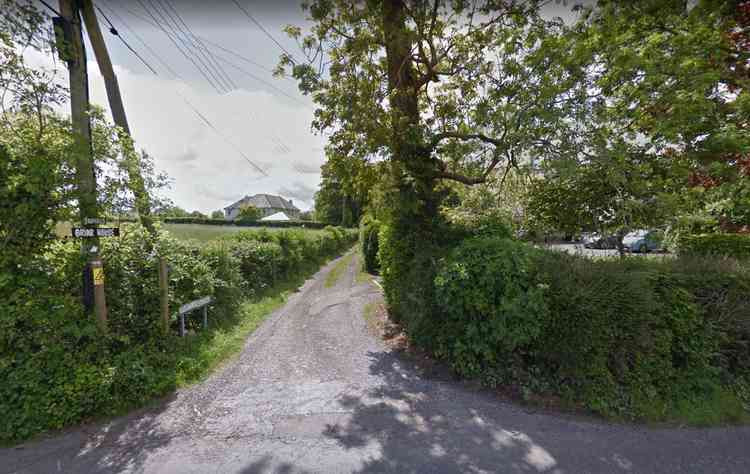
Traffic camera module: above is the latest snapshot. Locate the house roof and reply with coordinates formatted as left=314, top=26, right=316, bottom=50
left=225, top=194, right=299, bottom=211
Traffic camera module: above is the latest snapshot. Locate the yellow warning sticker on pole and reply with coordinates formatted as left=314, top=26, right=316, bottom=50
left=92, top=267, right=105, bottom=286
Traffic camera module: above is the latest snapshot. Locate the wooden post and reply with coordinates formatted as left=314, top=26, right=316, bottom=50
left=79, top=0, right=155, bottom=234
left=159, top=257, right=169, bottom=334
left=91, top=259, right=108, bottom=330
left=58, top=0, right=107, bottom=329
left=202, top=306, right=208, bottom=329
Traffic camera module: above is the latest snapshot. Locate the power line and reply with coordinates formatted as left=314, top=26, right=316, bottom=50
left=151, top=0, right=233, bottom=92
left=112, top=2, right=308, bottom=108
left=135, top=0, right=225, bottom=94
left=94, top=0, right=268, bottom=176
left=144, top=0, right=228, bottom=93
left=96, top=2, right=179, bottom=77
left=198, top=36, right=295, bottom=82
left=37, top=0, right=62, bottom=17
left=180, top=94, right=268, bottom=176
left=212, top=53, right=312, bottom=109
left=93, top=5, right=158, bottom=74
left=112, top=3, right=294, bottom=84
left=229, top=0, right=297, bottom=63
left=160, top=0, right=237, bottom=91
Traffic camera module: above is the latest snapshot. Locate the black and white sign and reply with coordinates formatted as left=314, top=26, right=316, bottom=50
left=71, top=227, right=120, bottom=238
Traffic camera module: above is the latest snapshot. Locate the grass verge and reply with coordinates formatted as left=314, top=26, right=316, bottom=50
left=324, top=251, right=354, bottom=288
left=169, top=260, right=326, bottom=386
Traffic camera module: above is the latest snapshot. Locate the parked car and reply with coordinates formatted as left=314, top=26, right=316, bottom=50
left=582, top=232, right=619, bottom=249
left=622, top=230, right=663, bottom=253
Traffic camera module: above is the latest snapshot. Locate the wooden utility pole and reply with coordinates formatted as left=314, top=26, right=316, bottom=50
left=58, top=0, right=107, bottom=330
left=79, top=0, right=155, bottom=234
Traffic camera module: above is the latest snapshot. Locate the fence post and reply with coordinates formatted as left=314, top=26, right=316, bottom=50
left=159, top=257, right=169, bottom=335
left=202, top=306, right=208, bottom=329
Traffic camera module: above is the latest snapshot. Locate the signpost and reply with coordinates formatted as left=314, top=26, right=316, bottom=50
left=178, top=296, right=213, bottom=337
left=71, top=222, right=119, bottom=327
left=71, top=227, right=120, bottom=238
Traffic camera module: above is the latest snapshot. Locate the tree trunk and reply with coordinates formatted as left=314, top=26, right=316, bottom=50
left=380, top=0, right=442, bottom=329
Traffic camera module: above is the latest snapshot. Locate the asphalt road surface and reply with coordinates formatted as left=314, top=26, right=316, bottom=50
left=2, top=252, right=749, bottom=473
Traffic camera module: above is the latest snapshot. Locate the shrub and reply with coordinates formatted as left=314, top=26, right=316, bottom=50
left=533, top=253, right=719, bottom=417
left=431, top=237, right=749, bottom=420
left=359, top=215, right=381, bottom=273
left=676, top=233, right=750, bottom=259
left=434, top=238, right=548, bottom=377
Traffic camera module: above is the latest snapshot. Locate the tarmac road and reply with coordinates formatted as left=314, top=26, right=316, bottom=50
left=2, top=252, right=749, bottom=473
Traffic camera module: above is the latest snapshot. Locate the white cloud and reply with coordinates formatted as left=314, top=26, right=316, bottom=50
left=22, top=47, right=323, bottom=213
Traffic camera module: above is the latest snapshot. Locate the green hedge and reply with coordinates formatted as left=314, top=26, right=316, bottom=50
left=359, top=215, right=381, bottom=274
left=677, top=233, right=750, bottom=259
left=162, top=217, right=329, bottom=229
left=0, top=224, right=356, bottom=442
left=432, top=237, right=750, bottom=421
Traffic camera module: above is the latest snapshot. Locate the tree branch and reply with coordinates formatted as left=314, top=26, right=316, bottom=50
left=430, top=131, right=503, bottom=148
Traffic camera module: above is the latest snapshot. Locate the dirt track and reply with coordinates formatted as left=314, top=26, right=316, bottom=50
left=2, top=252, right=749, bottom=473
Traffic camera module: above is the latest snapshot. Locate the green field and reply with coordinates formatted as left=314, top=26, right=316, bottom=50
left=163, top=223, right=324, bottom=242
left=55, top=222, right=324, bottom=243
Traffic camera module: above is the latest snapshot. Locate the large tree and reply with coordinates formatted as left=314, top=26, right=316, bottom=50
left=281, top=0, right=584, bottom=326
left=565, top=0, right=750, bottom=232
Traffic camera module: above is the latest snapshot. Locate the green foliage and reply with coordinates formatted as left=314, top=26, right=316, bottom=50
left=211, top=210, right=225, bottom=219
left=431, top=237, right=750, bottom=422
left=0, top=138, right=68, bottom=270
left=237, top=205, right=261, bottom=222
left=359, top=215, right=380, bottom=273
left=434, top=238, right=548, bottom=378
left=0, top=224, right=356, bottom=443
left=677, top=233, right=750, bottom=259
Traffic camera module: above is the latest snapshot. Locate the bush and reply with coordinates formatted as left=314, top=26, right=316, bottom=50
left=434, top=238, right=548, bottom=377
left=677, top=233, right=750, bottom=259
left=432, top=237, right=750, bottom=421
left=359, top=215, right=381, bottom=273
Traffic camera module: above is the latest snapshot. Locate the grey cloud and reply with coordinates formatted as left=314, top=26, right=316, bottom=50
left=173, top=148, right=199, bottom=163
left=196, top=185, right=243, bottom=203
left=292, top=160, right=322, bottom=174
left=277, top=181, right=316, bottom=204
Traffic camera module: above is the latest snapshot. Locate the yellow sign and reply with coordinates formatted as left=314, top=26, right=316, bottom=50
left=92, top=267, right=105, bottom=286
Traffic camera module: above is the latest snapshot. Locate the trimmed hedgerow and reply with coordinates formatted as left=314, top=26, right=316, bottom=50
left=677, top=233, right=750, bottom=259
left=0, top=224, right=356, bottom=443
left=359, top=215, right=381, bottom=274
left=162, top=217, right=329, bottom=229
left=432, top=237, right=750, bottom=422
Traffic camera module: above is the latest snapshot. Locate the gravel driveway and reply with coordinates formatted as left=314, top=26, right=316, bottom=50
left=2, top=252, right=749, bottom=473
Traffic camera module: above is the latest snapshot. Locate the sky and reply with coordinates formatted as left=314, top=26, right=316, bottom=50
left=23, top=0, right=583, bottom=214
